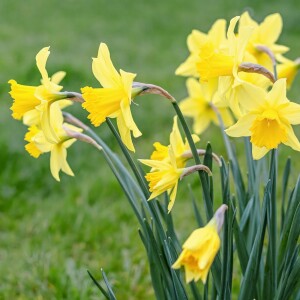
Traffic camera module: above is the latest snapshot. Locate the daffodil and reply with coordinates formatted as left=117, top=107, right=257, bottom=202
left=225, top=79, right=300, bottom=159
left=176, top=19, right=227, bottom=77
left=277, top=56, right=300, bottom=89
left=196, top=16, right=253, bottom=81
left=25, top=103, right=82, bottom=181
left=9, top=48, right=70, bottom=143
left=150, top=116, right=199, bottom=168
left=172, top=204, right=227, bottom=284
left=81, top=43, right=141, bottom=152
left=140, top=146, right=183, bottom=212
left=180, top=78, right=232, bottom=134
left=239, top=12, right=289, bottom=69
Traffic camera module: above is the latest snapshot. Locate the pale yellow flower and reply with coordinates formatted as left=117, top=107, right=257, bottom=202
left=226, top=79, right=300, bottom=159
left=176, top=19, right=227, bottom=77
left=172, top=205, right=227, bottom=284
left=82, top=43, right=141, bottom=152
left=277, top=56, right=300, bottom=89
left=150, top=116, right=199, bottom=168
left=239, top=11, right=289, bottom=69
left=9, top=48, right=68, bottom=143
left=140, top=146, right=183, bottom=212
left=180, top=78, right=233, bottom=134
left=25, top=103, right=82, bottom=181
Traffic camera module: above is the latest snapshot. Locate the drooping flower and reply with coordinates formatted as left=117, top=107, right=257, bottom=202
left=176, top=19, right=227, bottom=77
left=225, top=79, right=300, bottom=159
left=239, top=11, right=289, bottom=69
left=140, top=145, right=183, bottom=212
left=172, top=204, right=227, bottom=284
left=9, top=48, right=70, bottom=142
left=150, top=116, right=199, bottom=168
left=180, top=78, right=232, bottom=134
left=25, top=103, right=82, bottom=181
left=81, top=43, right=141, bottom=152
left=277, top=56, right=300, bottom=89
left=195, top=16, right=253, bottom=81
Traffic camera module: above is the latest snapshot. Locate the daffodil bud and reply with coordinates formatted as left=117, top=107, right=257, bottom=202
left=172, top=204, right=228, bottom=284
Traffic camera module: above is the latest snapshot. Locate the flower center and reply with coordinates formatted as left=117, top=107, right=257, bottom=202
left=250, top=110, right=288, bottom=149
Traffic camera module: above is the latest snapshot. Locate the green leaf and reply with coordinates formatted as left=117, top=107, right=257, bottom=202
left=238, top=181, right=270, bottom=300
left=101, top=269, right=117, bottom=300
left=87, top=270, right=110, bottom=299
left=281, top=157, right=291, bottom=231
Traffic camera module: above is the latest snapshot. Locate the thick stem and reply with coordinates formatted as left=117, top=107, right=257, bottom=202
left=172, top=102, right=214, bottom=219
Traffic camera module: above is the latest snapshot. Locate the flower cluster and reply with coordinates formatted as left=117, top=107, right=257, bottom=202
left=176, top=12, right=300, bottom=159
left=7, top=11, right=300, bottom=288
left=9, top=47, right=83, bottom=181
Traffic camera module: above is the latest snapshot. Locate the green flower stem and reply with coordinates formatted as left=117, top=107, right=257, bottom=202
left=172, top=101, right=213, bottom=219
left=105, top=118, right=167, bottom=241
left=268, top=148, right=278, bottom=296
left=106, top=118, right=150, bottom=198
left=172, top=101, right=221, bottom=294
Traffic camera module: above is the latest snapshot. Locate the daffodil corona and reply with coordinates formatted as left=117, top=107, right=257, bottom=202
left=9, top=48, right=70, bottom=143
left=226, top=79, right=300, bottom=159
left=172, top=204, right=227, bottom=284
left=81, top=43, right=141, bottom=152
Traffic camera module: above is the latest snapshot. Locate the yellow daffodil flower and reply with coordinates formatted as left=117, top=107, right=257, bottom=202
left=180, top=78, right=233, bottom=134
left=172, top=204, right=227, bottom=284
left=176, top=19, right=227, bottom=77
left=9, top=48, right=69, bottom=143
left=150, top=116, right=199, bottom=168
left=196, top=16, right=253, bottom=81
left=225, top=79, right=300, bottom=159
left=140, top=146, right=183, bottom=212
left=239, top=12, right=289, bottom=70
left=277, top=56, right=300, bottom=89
left=25, top=103, right=82, bottom=181
left=81, top=43, right=141, bottom=152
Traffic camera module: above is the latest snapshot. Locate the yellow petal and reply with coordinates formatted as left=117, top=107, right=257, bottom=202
left=225, top=114, right=256, bottom=137
left=280, top=101, right=300, bottom=125
left=252, top=145, right=269, bottom=160
left=266, top=78, right=287, bottom=106
left=187, top=30, right=207, bottom=52
left=167, top=181, right=178, bottom=213
left=284, top=126, right=300, bottom=151
left=116, top=112, right=135, bottom=152
left=259, top=13, right=282, bottom=45
left=92, top=43, right=121, bottom=88
left=234, top=80, right=266, bottom=112
left=36, top=47, right=51, bottom=87
left=208, top=19, right=227, bottom=47
left=120, top=100, right=141, bottom=138
left=50, top=144, right=74, bottom=181
left=175, top=55, right=199, bottom=77
left=51, top=71, right=66, bottom=85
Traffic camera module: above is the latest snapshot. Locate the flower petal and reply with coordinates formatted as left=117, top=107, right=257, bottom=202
left=225, top=114, right=256, bottom=137
left=252, top=144, right=270, bottom=160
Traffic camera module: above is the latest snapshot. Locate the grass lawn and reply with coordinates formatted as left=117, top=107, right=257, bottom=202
left=0, top=0, right=300, bottom=299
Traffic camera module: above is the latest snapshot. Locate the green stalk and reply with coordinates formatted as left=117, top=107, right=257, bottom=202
left=106, top=118, right=150, bottom=198
left=172, top=101, right=221, bottom=294
left=268, top=149, right=278, bottom=297
left=172, top=101, right=213, bottom=219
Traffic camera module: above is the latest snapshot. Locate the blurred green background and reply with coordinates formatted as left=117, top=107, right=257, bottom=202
left=0, top=0, right=299, bottom=299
